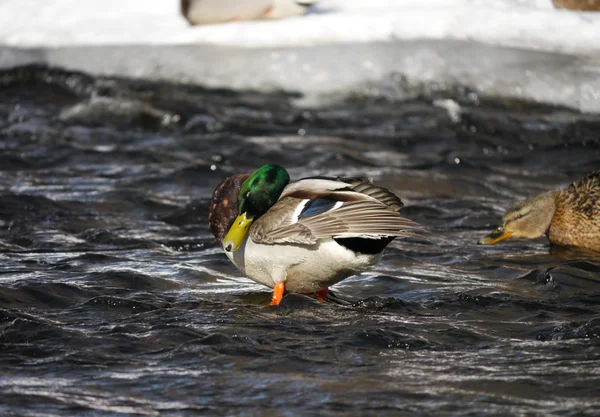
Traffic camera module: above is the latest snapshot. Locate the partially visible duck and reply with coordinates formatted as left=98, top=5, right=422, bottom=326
left=209, top=164, right=421, bottom=305
left=552, top=0, right=600, bottom=11
left=181, top=0, right=317, bottom=25
left=479, top=171, right=600, bottom=252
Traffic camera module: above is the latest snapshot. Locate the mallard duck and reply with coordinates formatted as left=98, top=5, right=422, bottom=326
left=209, top=164, right=421, bottom=305
left=479, top=171, right=600, bottom=252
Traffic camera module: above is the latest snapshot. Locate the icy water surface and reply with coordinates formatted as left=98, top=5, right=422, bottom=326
left=0, top=67, right=599, bottom=416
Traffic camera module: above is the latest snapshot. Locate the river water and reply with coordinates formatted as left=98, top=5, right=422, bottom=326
left=0, top=67, right=599, bottom=416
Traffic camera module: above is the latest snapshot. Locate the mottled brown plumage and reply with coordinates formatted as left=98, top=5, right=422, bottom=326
left=548, top=171, right=600, bottom=251
left=209, top=173, right=249, bottom=245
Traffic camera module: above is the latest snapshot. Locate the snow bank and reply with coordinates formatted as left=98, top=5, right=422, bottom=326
left=1, top=0, right=599, bottom=111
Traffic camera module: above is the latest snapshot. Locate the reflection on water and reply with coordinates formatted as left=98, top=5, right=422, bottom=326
left=0, top=66, right=599, bottom=416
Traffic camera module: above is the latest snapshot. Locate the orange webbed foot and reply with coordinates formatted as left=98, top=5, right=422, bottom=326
left=270, top=282, right=285, bottom=306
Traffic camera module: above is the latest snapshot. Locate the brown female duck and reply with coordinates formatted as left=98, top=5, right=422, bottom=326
left=479, top=171, right=600, bottom=252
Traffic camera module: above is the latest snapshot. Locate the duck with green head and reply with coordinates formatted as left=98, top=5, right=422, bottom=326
left=209, top=164, right=421, bottom=305
left=479, top=171, right=600, bottom=252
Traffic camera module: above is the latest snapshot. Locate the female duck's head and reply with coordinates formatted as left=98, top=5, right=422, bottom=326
left=479, top=191, right=557, bottom=245
left=223, top=164, right=290, bottom=252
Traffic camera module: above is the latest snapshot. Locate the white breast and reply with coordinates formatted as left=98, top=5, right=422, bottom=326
left=225, top=238, right=382, bottom=293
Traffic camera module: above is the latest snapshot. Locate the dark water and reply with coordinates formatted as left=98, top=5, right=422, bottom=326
left=1, top=66, right=599, bottom=417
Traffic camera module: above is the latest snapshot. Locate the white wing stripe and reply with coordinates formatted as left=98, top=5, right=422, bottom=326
left=290, top=199, right=310, bottom=224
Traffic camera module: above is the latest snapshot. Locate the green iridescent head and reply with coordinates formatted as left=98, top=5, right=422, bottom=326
left=223, top=164, right=290, bottom=252
left=237, top=164, right=290, bottom=219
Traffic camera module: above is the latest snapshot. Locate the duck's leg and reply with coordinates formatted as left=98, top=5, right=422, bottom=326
left=317, top=289, right=352, bottom=306
left=270, top=282, right=285, bottom=306
left=316, top=288, right=329, bottom=302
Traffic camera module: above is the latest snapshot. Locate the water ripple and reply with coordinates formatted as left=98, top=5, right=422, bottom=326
left=0, top=66, right=599, bottom=416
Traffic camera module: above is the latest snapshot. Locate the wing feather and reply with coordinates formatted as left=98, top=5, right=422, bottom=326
left=249, top=175, right=421, bottom=245
left=251, top=198, right=421, bottom=245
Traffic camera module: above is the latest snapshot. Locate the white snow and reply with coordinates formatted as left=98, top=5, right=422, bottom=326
left=0, top=0, right=599, bottom=112
left=1, top=0, right=599, bottom=53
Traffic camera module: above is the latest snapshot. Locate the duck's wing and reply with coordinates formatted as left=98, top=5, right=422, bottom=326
left=566, top=171, right=600, bottom=217
left=249, top=178, right=421, bottom=245
left=570, top=171, right=600, bottom=193
left=294, top=175, right=404, bottom=211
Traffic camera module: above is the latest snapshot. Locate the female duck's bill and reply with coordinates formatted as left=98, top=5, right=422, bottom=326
left=479, top=226, right=512, bottom=245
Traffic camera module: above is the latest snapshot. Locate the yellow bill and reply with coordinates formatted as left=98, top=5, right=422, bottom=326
left=479, top=227, right=513, bottom=245
left=223, top=212, right=254, bottom=252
